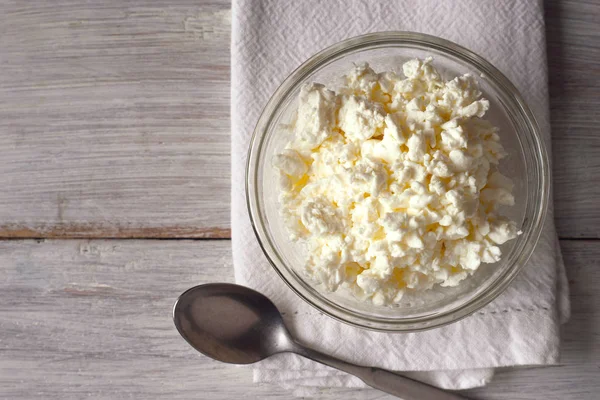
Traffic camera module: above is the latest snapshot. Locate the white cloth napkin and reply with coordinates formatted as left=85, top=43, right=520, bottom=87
left=231, top=0, right=571, bottom=394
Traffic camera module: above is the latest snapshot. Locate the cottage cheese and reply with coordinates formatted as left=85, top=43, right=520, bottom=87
left=273, top=58, right=520, bottom=306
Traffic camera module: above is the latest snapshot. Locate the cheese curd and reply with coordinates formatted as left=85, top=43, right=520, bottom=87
left=273, top=57, right=520, bottom=306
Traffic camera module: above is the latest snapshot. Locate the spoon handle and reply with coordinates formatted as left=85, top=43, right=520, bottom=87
left=291, top=342, right=467, bottom=400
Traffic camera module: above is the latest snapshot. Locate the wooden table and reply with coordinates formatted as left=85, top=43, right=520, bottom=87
left=1, top=1, right=598, bottom=399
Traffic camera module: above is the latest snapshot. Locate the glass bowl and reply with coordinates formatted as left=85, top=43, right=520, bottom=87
left=246, top=32, right=549, bottom=331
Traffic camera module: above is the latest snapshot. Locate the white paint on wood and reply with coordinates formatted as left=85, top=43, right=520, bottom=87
left=546, top=0, right=600, bottom=238
left=0, top=239, right=597, bottom=399
left=0, top=1, right=231, bottom=237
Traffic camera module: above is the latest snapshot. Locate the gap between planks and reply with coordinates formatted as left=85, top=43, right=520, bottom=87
left=0, top=226, right=231, bottom=240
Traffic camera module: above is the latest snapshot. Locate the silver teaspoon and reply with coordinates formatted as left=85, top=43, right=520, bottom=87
left=173, top=283, right=467, bottom=400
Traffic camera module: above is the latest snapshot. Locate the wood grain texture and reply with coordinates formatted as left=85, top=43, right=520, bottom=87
left=0, top=239, right=598, bottom=400
left=0, top=0, right=599, bottom=239
left=546, top=0, right=600, bottom=239
left=0, top=1, right=231, bottom=238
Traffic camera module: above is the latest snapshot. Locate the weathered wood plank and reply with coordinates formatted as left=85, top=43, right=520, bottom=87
left=546, top=0, right=600, bottom=239
left=0, top=1, right=231, bottom=238
left=0, top=239, right=597, bottom=399
left=0, top=0, right=599, bottom=239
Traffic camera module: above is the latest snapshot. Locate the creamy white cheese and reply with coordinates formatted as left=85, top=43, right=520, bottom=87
left=273, top=57, right=520, bottom=306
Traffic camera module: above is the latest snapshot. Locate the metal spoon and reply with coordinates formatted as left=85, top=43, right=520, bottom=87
left=173, top=283, right=467, bottom=400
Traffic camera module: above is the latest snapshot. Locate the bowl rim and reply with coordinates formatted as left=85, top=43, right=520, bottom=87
left=245, top=31, right=550, bottom=332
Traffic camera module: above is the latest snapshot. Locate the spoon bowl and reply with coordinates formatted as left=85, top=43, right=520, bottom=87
left=173, top=283, right=292, bottom=364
